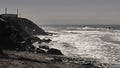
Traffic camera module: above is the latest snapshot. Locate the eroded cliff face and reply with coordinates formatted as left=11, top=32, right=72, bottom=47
left=0, top=15, right=47, bottom=51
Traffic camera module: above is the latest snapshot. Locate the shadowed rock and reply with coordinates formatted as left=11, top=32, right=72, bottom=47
left=47, top=48, right=63, bottom=55
left=42, top=39, right=52, bottom=43
left=37, top=48, right=47, bottom=53
left=39, top=45, right=49, bottom=50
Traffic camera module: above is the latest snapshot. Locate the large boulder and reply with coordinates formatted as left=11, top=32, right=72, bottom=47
left=47, top=48, right=63, bottom=55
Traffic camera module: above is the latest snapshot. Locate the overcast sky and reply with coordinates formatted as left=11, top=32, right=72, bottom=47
left=0, top=0, right=120, bottom=25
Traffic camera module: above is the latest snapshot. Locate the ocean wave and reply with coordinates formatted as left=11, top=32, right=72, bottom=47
left=44, top=29, right=120, bottom=64
left=39, top=25, right=120, bottom=64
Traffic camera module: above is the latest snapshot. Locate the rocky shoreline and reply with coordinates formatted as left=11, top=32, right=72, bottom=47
left=0, top=50, right=107, bottom=68
left=0, top=14, right=118, bottom=68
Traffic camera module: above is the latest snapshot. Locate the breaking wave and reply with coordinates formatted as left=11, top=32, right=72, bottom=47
left=40, top=25, right=120, bottom=64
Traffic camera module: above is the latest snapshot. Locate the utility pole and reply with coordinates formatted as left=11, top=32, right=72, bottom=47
left=17, top=8, right=19, bottom=17
left=5, top=8, right=7, bottom=14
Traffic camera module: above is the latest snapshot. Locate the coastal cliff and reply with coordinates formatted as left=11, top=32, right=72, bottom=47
left=0, top=14, right=47, bottom=50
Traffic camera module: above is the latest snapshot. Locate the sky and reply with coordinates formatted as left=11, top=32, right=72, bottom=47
left=0, top=0, right=120, bottom=25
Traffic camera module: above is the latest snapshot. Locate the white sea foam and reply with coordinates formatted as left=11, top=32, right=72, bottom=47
left=38, top=26, right=120, bottom=64
left=39, top=29, right=120, bottom=64
left=110, top=36, right=120, bottom=41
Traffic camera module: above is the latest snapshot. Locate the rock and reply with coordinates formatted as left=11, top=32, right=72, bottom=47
left=42, top=39, right=52, bottom=43
left=26, top=37, right=41, bottom=44
left=36, top=48, right=46, bottom=53
left=47, top=48, right=63, bottom=55
left=39, top=45, right=49, bottom=50
left=25, top=45, right=36, bottom=52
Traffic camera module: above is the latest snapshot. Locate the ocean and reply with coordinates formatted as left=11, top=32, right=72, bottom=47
left=39, top=25, right=120, bottom=64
